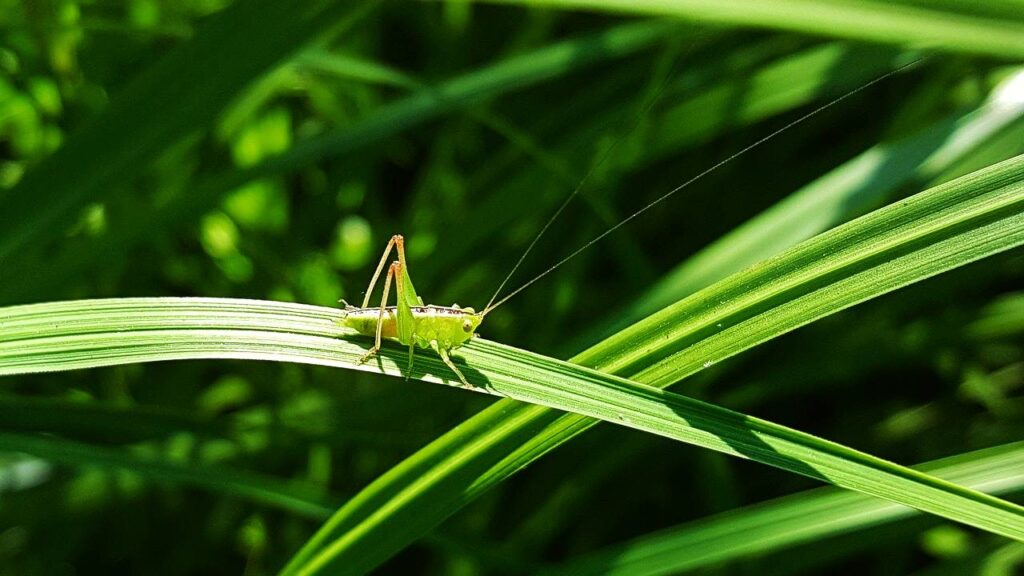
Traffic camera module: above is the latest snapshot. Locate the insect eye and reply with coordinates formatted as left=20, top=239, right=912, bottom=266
left=462, top=320, right=473, bottom=333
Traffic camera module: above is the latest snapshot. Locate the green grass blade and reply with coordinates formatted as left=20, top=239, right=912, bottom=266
left=553, top=441, right=1024, bottom=576
left=581, top=153, right=1024, bottom=384
left=1, top=296, right=1024, bottom=567
left=477, top=0, right=1024, bottom=58
left=0, top=0, right=372, bottom=262
left=0, top=429, right=518, bottom=570
left=296, top=50, right=422, bottom=91
left=0, top=431, right=338, bottom=520
left=277, top=152, right=1024, bottom=573
left=970, top=291, right=1024, bottom=340
left=4, top=155, right=1024, bottom=573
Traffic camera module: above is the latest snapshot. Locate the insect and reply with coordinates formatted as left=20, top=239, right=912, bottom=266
left=340, top=234, right=483, bottom=387
left=340, top=57, right=922, bottom=387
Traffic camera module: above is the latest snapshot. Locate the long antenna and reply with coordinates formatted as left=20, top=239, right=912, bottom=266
left=483, top=55, right=926, bottom=316
left=483, top=40, right=688, bottom=314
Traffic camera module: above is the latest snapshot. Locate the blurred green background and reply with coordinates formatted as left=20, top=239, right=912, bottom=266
left=1, top=0, right=1024, bottom=574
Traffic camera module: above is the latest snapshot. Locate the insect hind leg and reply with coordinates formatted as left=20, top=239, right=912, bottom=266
left=357, top=260, right=398, bottom=365
left=361, top=235, right=403, bottom=308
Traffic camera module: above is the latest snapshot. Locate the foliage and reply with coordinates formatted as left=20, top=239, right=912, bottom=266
left=1, top=1, right=1023, bottom=575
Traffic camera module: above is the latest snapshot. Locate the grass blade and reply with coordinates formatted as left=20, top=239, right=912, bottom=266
left=553, top=441, right=1024, bottom=576
left=478, top=0, right=1024, bottom=58
left=278, top=152, right=1024, bottom=573
left=0, top=431, right=335, bottom=520
left=582, top=154, right=1024, bottom=383
left=1, top=296, right=1024, bottom=565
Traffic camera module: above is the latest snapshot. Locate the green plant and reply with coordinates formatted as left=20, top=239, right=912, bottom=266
left=2, top=1, right=1023, bottom=574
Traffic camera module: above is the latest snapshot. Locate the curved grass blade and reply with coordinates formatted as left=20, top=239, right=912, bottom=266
left=0, top=430, right=539, bottom=573
left=4, top=156, right=1023, bottom=571
left=552, top=441, right=1024, bottom=576
left=582, top=154, right=1024, bottom=383
left=0, top=290, right=1022, bottom=570
left=0, top=431, right=336, bottom=519
left=478, top=0, right=1024, bottom=58
left=278, top=152, right=1024, bottom=574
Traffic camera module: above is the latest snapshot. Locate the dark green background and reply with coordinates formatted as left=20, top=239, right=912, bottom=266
left=1, top=1, right=1023, bottom=574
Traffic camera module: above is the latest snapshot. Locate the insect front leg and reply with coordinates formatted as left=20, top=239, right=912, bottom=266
left=357, top=260, right=398, bottom=365
left=435, top=344, right=470, bottom=388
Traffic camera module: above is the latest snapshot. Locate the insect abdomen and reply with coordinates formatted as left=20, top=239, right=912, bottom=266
left=342, top=308, right=399, bottom=339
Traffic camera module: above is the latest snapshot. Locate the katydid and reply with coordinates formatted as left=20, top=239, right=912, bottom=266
left=341, top=234, right=483, bottom=387
left=340, top=57, right=922, bottom=387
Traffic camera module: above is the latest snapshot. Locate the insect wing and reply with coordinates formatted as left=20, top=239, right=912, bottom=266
left=395, top=264, right=418, bottom=344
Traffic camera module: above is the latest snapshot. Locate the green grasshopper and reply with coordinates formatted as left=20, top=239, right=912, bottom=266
left=341, top=234, right=483, bottom=386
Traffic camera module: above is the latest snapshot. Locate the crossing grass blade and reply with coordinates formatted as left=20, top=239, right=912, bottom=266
left=551, top=441, right=1024, bottom=576
left=476, top=0, right=1024, bottom=58
left=2, top=294, right=1024, bottom=568
left=277, top=152, right=1024, bottom=575
left=580, top=153, right=1024, bottom=383
left=3, top=429, right=1021, bottom=575
left=7, top=3, right=1022, bottom=573
left=2, top=153, right=1024, bottom=572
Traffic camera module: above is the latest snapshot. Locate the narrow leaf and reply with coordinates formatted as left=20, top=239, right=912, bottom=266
left=0, top=299, right=1023, bottom=574
left=553, top=441, right=1024, bottom=576
left=283, top=152, right=1024, bottom=574
left=478, top=0, right=1024, bottom=58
